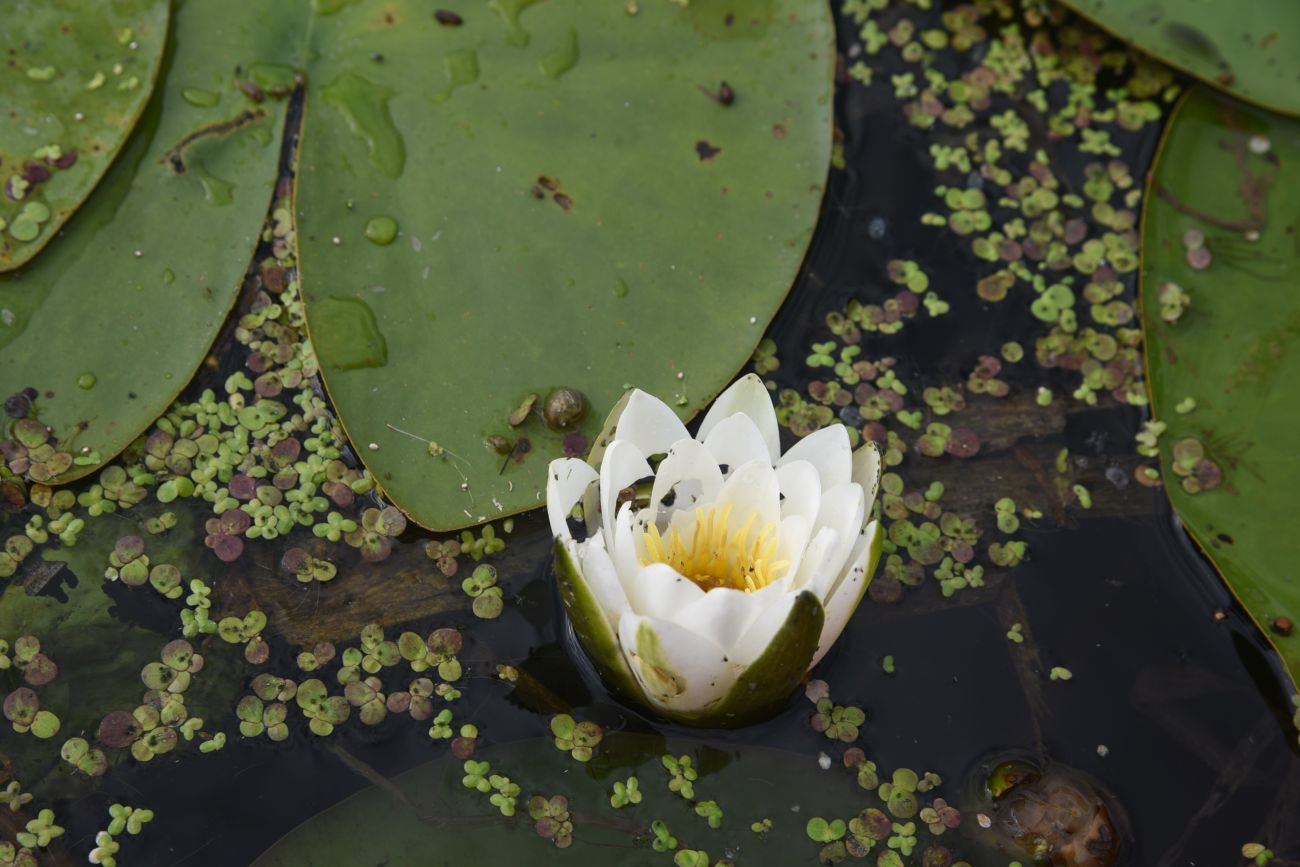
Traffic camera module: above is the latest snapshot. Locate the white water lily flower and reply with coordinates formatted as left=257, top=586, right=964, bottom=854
left=548, top=374, right=882, bottom=727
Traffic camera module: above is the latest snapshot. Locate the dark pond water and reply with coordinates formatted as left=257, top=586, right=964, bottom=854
left=2, top=3, right=1298, bottom=867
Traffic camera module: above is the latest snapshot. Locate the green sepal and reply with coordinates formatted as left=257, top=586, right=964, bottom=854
left=552, top=538, right=641, bottom=703
left=680, top=590, right=825, bottom=729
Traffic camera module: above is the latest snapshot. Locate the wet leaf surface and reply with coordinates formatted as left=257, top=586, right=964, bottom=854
left=0, top=0, right=301, bottom=482
left=298, top=0, right=834, bottom=530
left=1140, top=85, right=1300, bottom=687
left=0, top=0, right=169, bottom=270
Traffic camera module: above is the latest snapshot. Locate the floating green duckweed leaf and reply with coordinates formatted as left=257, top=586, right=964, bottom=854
left=299, top=0, right=834, bottom=529
left=1141, top=86, right=1300, bottom=688
left=0, top=0, right=301, bottom=483
left=1057, top=0, right=1300, bottom=117
left=0, top=0, right=169, bottom=270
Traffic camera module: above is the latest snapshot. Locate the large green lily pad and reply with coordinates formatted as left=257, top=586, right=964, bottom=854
left=298, top=0, right=834, bottom=530
left=1140, top=85, right=1300, bottom=688
left=0, top=0, right=303, bottom=483
left=0, top=0, right=169, bottom=270
left=1057, top=0, right=1300, bottom=118
left=253, top=734, right=874, bottom=866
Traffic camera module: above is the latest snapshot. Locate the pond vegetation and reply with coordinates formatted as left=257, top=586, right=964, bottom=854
left=0, top=1, right=1297, bottom=866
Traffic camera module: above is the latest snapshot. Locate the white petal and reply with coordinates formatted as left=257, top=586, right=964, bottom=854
left=622, top=562, right=705, bottom=621
left=700, top=413, right=773, bottom=474
left=729, top=590, right=799, bottom=668
left=618, top=612, right=738, bottom=713
left=775, top=459, right=822, bottom=526
left=610, top=502, right=642, bottom=584
left=777, top=424, right=852, bottom=490
left=791, top=525, right=839, bottom=592
left=676, top=588, right=761, bottom=652
left=811, top=520, right=882, bottom=667
left=807, top=483, right=865, bottom=594
left=773, top=514, right=810, bottom=585
left=713, top=459, right=782, bottom=536
left=546, top=458, right=599, bottom=543
left=852, top=441, right=882, bottom=518
left=696, top=373, right=780, bottom=463
left=579, top=539, right=631, bottom=628
left=612, top=389, right=691, bottom=458
left=599, top=441, right=652, bottom=549
left=648, top=437, right=724, bottom=521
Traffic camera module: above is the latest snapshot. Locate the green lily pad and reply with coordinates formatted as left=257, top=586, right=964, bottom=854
left=1057, top=0, right=1300, bottom=117
left=0, top=0, right=302, bottom=483
left=298, top=0, right=834, bottom=530
left=1140, top=85, right=1300, bottom=689
left=0, top=0, right=169, bottom=270
left=252, top=735, right=869, bottom=867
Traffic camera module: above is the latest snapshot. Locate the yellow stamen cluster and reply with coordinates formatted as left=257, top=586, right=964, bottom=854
left=641, top=503, right=787, bottom=593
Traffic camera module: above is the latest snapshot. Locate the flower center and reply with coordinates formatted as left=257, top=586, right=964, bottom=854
left=641, top=503, right=787, bottom=593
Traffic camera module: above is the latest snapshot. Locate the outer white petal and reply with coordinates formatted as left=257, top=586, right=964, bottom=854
left=621, top=562, right=705, bottom=621
left=775, top=460, right=822, bottom=527
left=612, top=389, right=691, bottom=458
left=648, top=438, right=724, bottom=520
left=807, top=483, right=865, bottom=595
left=696, top=373, right=780, bottom=464
left=700, top=413, right=772, bottom=474
left=579, top=539, right=632, bottom=628
left=777, top=424, right=852, bottom=491
left=712, top=459, right=782, bottom=536
left=852, top=441, right=882, bottom=515
left=791, top=525, right=839, bottom=592
left=810, top=520, right=882, bottom=666
left=599, top=440, right=652, bottom=549
left=728, top=590, right=800, bottom=668
left=546, top=458, right=600, bottom=543
left=618, top=612, right=738, bottom=713
left=610, top=502, right=642, bottom=584
left=675, top=587, right=762, bottom=653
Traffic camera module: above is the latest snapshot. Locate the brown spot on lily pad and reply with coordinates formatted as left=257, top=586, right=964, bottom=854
left=562, top=431, right=588, bottom=457
left=694, top=140, right=721, bottom=160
